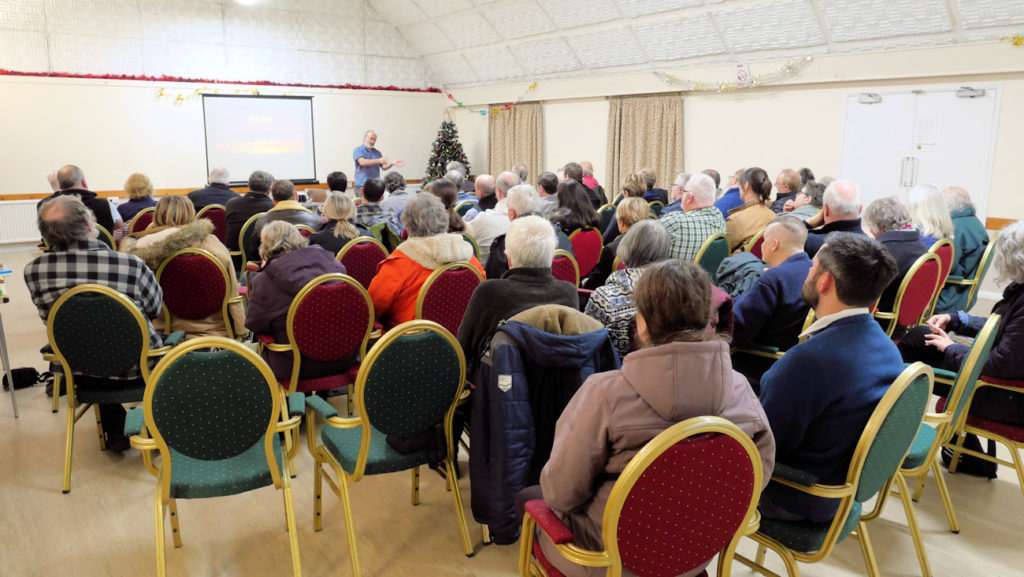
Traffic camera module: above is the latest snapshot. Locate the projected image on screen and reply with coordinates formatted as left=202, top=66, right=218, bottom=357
left=203, top=95, right=316, bottom=184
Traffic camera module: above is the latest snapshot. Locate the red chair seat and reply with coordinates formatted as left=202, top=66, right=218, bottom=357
left=532, top=541, right=566, bottom=577
left=281, top=364, right=361, bottom=394
left=936, top=396, right=1024, bottom=443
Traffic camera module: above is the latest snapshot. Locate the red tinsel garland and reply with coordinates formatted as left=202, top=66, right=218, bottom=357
left=0, top=68, right=441, bottom=93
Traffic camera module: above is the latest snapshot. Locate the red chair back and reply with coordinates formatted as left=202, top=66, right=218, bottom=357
left=551, top=250, right=580, bottom=286
left=337, top=237, right=389, bottom=290
left=569, top=227, right=602, bottom=278
left=416, top=263, right=483, bottom=336
left=156, top=249, right=233, bottom=336
left=289, top=275, right=372, bottom=364
left=130, top=208, right=155, bottom=234
left=895, top=254, right=942, bottom=327
left=748, top=232, right=766, bottom=259
left=296, top=225, right=314, bottom=238
left=197, top=205, right=227, bottom=243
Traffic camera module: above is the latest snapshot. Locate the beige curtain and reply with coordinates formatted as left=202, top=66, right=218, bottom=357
left=488, top=102, right=543, bottom=185
left=605, top=94, right=683, bottom=196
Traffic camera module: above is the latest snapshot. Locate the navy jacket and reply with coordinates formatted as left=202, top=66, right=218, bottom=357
left=188, top=183, right=238, bottom=210
left=804, top=218, right=866, bottom=258
left=877, top=229, right=928, bottom=313
left=732, top=252, right=812, bottom=349
left=469, top=319, right=620, bottom=543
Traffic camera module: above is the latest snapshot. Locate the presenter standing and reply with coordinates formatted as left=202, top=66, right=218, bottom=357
left=353, top=130, right=403, bottom=195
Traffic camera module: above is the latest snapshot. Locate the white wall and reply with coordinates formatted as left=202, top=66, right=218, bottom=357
left=0, top=76, right=447, bottom=194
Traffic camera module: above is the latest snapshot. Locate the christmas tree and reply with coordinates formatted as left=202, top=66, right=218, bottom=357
left=424, top=120, right=471, bottom=183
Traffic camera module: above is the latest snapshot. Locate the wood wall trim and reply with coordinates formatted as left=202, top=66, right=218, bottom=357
left=986, top=217, right=1017, bottom=230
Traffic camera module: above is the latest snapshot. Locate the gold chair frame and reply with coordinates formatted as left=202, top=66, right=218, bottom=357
left=155, top=247, right=244, bottom=340
left=944, top=233, right=998, bottom=313
left=744, top=226, right=767, bottom=255
left=335, top=235, right=390, bottom=261
left=229, top=211, right=265, bottom=278
left=552, top=249, right=580, bottom=287
left=295, top=224, right=316, bottom=236
left=731, top=309, right=817, bottom=361
left=306, top=320, right=474, bottom=577
left=693, top=232, right=729, bottom=274
left=195, top=203, right=225, bottom=219
left=459, top=231, right=481, bottom=260
left=519, top=416, right=764, bottom=577
left=873, top=253, right=942, bottom=337
left=454, top=199, right=477, bottom=216
left=924, top=238, right=955, bottom=318
left=128, top=337, right=302, bottom=577
left=95, top=224, right=116, bottom=250
left=414, top=262, right=485, bottom=320
left=128, top=207, right=156, bottom=235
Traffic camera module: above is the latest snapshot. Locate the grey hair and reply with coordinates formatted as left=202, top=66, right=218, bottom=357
left=401, top=192, right=449, bottom=237
left=56, top=165, right=85, bottom=190
left=617, top=220, right=670, bottom=268
left=862, top=196, right=912, bottom=235
left=505, top=215, right=556, bottom=269
left=383, top=172, right=406, bottom=193
left=672, top=172, right=691, bottom=187
left=994, top=220, right=1024, bottom=284
left=445, top=161, right=466, bottom=176
left=505, top=184, right=540, bottom=216
left=209, top=166, right=230, bottom=185
left=908, top=184, right=954, bottom=240
left=259, top=220, right=307, bottom=262
left=512, top=163, right=528, bottom=183
left=248, top=170, right=274, bottom=193
left=686, top=173, right=716, bottom=205
left=443, top=170, right=464, bottom=188
left=497, top=171, right=521, bottom=196
left=943, top=186, right=973, bottom=212
left=38, top=195, right=96, bottom=249
left=823, top=180, right=861, bottom=218
left=46, top=171, right=59, bottom=192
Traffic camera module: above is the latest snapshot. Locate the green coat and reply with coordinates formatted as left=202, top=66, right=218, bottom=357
left=935, top=207, right=989, bottom=313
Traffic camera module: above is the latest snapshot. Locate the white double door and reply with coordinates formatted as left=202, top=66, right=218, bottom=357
left=839, top=85, right=1000, bottom=222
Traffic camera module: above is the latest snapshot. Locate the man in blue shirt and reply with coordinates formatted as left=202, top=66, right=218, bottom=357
left=353, top=130, right=403, bottom=193
left=715, top=168, right=746, bottom=219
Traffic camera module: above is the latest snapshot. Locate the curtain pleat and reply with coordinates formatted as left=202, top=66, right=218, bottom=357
left=605, top=94, right=683, bottom=197
left=488, top=102, right=543, bottom=185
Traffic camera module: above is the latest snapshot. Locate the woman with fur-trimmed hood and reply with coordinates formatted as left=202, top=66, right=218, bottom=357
left=120, top=195, right=246, bottom=339
left=368, top=193, right=484, bottom=329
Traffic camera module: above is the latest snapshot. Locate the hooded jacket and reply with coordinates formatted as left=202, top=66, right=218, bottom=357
left=367, top=232, right=484, bottom=328
left=120, top=219, right=246, bottom=339
left=39, top=188, right=115, bottom=232
left=539, top=339, right=775, bottom=577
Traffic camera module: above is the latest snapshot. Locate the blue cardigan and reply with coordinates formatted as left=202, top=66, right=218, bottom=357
left=759, top=314, right=904, bottom=521
left=732, top=252, right=812, bottom=349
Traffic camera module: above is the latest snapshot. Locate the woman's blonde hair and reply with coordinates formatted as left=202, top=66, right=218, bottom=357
left=616, top=197, right=650, bottom=228
left=907, top=184, right=954, bottom=240
left=124, top=173, right=155, bottom=200
left=322, top=191, right=359, bottom=240
left=153, top=195, right=195, bottom=228
left=622, top=174, right=646, bottom=198
left=259, top=221, right=308, bottom=262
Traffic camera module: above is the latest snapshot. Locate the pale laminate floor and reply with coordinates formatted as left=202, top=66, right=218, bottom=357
left=1, top=247, right=1022, bottom=577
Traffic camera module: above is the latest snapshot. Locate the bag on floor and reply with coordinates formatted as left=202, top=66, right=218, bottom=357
left=3, top=367, right=50, bottom=391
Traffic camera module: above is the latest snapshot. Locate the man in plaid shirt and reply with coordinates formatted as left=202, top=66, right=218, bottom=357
left=660, top=173, right=726, bottom=262
left=24, top=196, right=164, bottom=450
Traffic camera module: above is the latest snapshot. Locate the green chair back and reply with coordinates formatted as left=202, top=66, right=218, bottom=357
left=694, top=233, right=730, bottom=283
left=598, top=204, right=616, bottom=233
left=964, top=235, right=998, bottom=312
left=455, top=200, right=476, bottom=217
left=95, top=224, right=116, bottom=250
left=360, top=321, right=464, bottom=437
left=947, top=314, right=1001, bottom=430
left=649, top=200, right=665, bottom=217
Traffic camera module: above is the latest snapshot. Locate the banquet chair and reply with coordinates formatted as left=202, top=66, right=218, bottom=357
left=568, top=227, right=603, bottom=279
left=155, top=247, right=244, bottom=340
left=873, top=253, right=942, bottom=337
left=196, top=204, right=228, bottom=243
left=336, top=236, right=389, bottom=290
left=415, top=262, right=484, bottom=337
left=694, top=233, right=730, bottom=283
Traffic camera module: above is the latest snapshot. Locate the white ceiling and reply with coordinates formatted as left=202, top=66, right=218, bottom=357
left=369, top=0, right=1024, bottom=88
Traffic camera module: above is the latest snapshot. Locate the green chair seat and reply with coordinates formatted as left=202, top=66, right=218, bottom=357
left=758, top=501, right=862, bottom=555
left=322, top=423, right=433, bottom=477
left=169, top=435, right=283, bottom=499
left=75, top=378, right=146, bottom=405
left=902, top=423, right=938, bottom=470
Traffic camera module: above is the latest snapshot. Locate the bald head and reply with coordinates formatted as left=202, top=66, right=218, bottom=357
left=496, top=171, right=521, bottom=198
left=56, top=165, right=86, bottom=190
left=943, top=186, right=973, bottom=212
left=38, top=195, right=96, bottom=249
left=762, top=215, right=808, bottom=267
left=363, top=130, right=377, bottom=149
left=474, top=174, right=496, bottom=200
left=822, top=180, right=861, bottom=223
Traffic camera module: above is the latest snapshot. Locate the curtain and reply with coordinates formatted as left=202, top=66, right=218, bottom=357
left=488, top=102, right=543, bottom=185
left=605, top=94, right=683, bottom=197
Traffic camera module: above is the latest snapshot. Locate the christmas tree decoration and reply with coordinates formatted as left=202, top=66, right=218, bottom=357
left=424, top=120, right=471, bottom=183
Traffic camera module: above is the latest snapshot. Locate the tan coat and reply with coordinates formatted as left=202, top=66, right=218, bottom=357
left=539, top=340, right=775, bottom=577
left=726, top=201, right=776, bottom=253
left=121, top=220, right=246, bottom=339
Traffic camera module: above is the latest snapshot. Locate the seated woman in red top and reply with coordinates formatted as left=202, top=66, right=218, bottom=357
left=368, top=193, right=484, bottom=328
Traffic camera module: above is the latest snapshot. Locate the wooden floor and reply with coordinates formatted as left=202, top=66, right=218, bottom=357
left=2, top=246, right=1023, bottom=577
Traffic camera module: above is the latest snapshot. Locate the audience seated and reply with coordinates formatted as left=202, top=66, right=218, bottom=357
left=551, top=179, right=601, bottom=236
left=326, top=170, right=349, bottom=195
left=638, top=167, right=668, bottom=204
left=908, top=183, right=955, bottom=248
left=715, top=167, right=745, bottom=220
left=484, top=184, right=573, bottom=281
left=368, top=193, right=484, bottom=328
left=803, top=180, right=865, bottom=257
left=662, top=172, right=727, bottom=262
left=582, top=197, right=648, bottom=289
left=770, top=168, right=801, bottom=214
left=468, top=172, right=520, bottom=261
left=459, top=215, right=579, bottom=374
left=525, top=258, right=775, bottom=577
left=225, top=170, right=275, bottom=252
left=603, top=173, right=647, bottom=243
left=512, top=162, right=529, bottom=184
left=308, top=191, right=371, bottom=255
left=657, top=172, right=689, bottom=216
left=353, top=177, right=400, bottom=232
left=786, top=181, right=825, bottom=220
left=862, top=196, right=929, bottom=313
left=38, top=164, right=116, bottom=232
left=935, top=186, right=990, bottom=313
left=580, top=160, right=600, bottom=192
left=250, top=179, right=324, bottom=257
left=187, top=166, right=237, bottom=210
left=380, top=172, right=412, bottom=219
left=563, top=162, right=600, bottom=208
left=118, top=172, right=158, bottom=224
left=244, top=221, right=349, bottom=381
left=465, top=173, right=503, bottom=222
left=25, top=195, right=166, bottom=450
left=759, top=234, right=900, bottom=522
left=725, top=167, right=776, bottom=253
left=584, top=220, right=671, bottom=359
left=120, top=195, right=245, bottom=339
left=447, top=160, right=476, bottom=195
left=899, top=221, right=1024, bottom=427
left=428, top=179, right=468, bottom=233
left=536, top=171, right=560, bottom=215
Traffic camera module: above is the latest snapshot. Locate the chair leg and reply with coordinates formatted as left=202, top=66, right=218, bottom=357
left=169, top=499, right=182, bottom=548
left=755, top=543, right=767, bottom=566
left=911, top=468, right=928, bottom=502
left=930, top=460, right=959, bottom=533
left=155, top=489, right=167, bottom=577
left=337, top=473, right=362, bottom=577
left=281, top=458, right=303, bottom=577
left=856, top=522, right=882, bottom=577
left=1010, top=441, right=1024, bottom=499
left=481, top=524, right=491, bottom=545
left=717, top=536, right=741, bottom=577
left=62, top=399, right=77, bottom=494
left=446, top=459, right=474, bottom=557
left=313, top=458, right=324, bottom=532
left=93, top=404, right=106, bottom=451
left=51, top=374, right=61, bottom=413
left=895, top=473, right=932, bottom=577
left=411, top=466, right=420, bottom=506
left=947, top=434, right=968, bottom=474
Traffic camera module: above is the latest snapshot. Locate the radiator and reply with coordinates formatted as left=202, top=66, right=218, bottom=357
left=0, top=200, right=42, bottom=244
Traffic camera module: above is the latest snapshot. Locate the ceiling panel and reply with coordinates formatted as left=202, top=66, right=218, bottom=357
left=463, top=45, right=525, bottom=80
left=613, top=0, right=703, bottom=18
left=435, top=11, right=499, bottom=49
left=511, top=37, right=581, bottom=75
left=400, top=22, right=456, bottom=55
left=413, top=0, right=475, bottom=16
left=635, top=15, right=727, bottom=61
left=819, top=0, right=950, bottom=43
left=485, top=0, right=556, bottom=40
left=568, top=28, right=647, bottom=69
left=425, top=53, right=478, bottom=85
left=369, top=0, right=428, bottom=27
left=956, top=0, right=1024, bottom=28
left=540, top=0, right=621, bottom=27
left=714, top=1, right=826, bottom=53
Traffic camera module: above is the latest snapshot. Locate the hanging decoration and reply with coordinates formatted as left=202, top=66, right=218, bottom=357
left=1001, top=34, right=1024, bottom=46
left=444, top=82, right=537, bottom=116
left=653, top=56, right=813, bottom=92
left=156, top=86, right=264, bottom=105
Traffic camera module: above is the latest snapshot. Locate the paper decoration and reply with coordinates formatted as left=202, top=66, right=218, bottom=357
left=654, top=57, right=813, bottom=92
left=444, top=82, right=538, bottom=116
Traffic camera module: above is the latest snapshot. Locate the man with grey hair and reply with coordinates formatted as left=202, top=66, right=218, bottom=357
left=512, top=163, right=529, bottom=184
left=463, top=174, right=497, bottom=222
left=380, top=172, right=412, bottom=219
left=770, top=168, right=802, bottom=214
left=37, top=164, right=116, bottom=232
left=862, top=196, right=928, bottom=314
left=483, top=184, right=575, bottom=280
left=354, top=129, right=404, bottom=193
left=446, top=170, right=476, bottom=205
left=225, top=170, right=275, bottom=251
left=935, top=186, right=989, bottom=313
left=188, top=166, right=237, bottom=210
left=803, top=180, right=865, bottom=258
left=660, top=172, right=727, bottom=262
left=659, top=172, right=691, bottom=216
left=446, top=160, right=475, bottom=193
left=24, top=195, right=165, bottom=451
left=458, top=214, right=579, bottom=374
left=467, top=172, right=521, bottom=262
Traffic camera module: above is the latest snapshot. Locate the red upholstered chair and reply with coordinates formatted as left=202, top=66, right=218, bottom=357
left=129, top=207, right=155, bottom=234
left=569, top=227, right=603, bottom=279
left=296, top=225, right=315, bottom=238
left=196, top=204, right=228, bottom=243
left=745, top=227, right=767, bottom=259
left=551, top=249, right=580, bottom=287
left=873, top=253, right=942, bottom=337
left=926, top=238, right=955, bottom=318
left=415, top=263, right=484, bottom=337
left=155, top=248, right=244, bottom=339
left=336, top=237, right=389, bottom=290
left=519, top=416, right=763, bottom=577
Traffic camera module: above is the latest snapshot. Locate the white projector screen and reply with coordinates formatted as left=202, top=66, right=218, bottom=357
left=203, top=95, right=317, bottom=184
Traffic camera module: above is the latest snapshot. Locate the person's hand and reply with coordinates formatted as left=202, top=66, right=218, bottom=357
left=783, top=199, right=795, bottom=212
left=394, top=160, right=405, bottom=168
left=380, top=156, right=390, bottom=165
left=926, top=314, right=951, bottom=332
left=924, top=326, right=955, bottom=352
